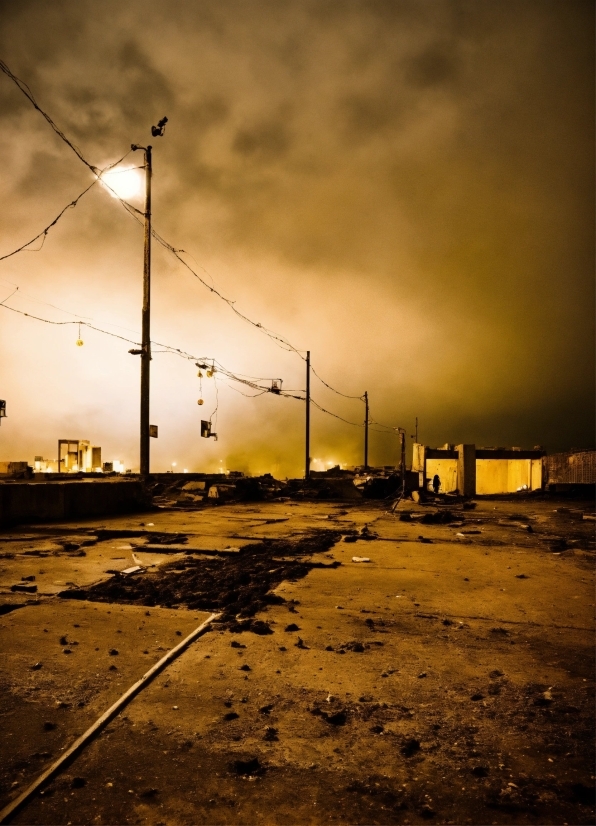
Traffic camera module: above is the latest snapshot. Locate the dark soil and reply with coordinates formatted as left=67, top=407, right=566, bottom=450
left=59, top=531, right=342, bottom=628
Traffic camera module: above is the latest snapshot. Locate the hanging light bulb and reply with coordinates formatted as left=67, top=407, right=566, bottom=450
left=206, top=369, right=213, bottom=378
left=197, top=370, right=203, bottom=378
left=76, top=322, right=84, bottom=347
left=197, top=399, right=204, bottom=405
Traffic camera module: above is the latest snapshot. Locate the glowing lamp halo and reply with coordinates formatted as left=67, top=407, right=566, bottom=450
left=99, top=166, right=143, bottom=200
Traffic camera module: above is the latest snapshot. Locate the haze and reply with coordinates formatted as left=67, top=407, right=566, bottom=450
left=0, top=0, right=593, bottom=476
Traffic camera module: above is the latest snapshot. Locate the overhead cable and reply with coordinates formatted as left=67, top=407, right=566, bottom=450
left=0, top=58, right=369, bottom=404
left=0, top=152, right=132, bottom=263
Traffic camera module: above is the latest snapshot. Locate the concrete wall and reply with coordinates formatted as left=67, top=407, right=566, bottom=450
left=0, top=480, right=151, bottom=527
left=476, top=458, right=542, bottom=494
left=425, top=459, right=458, bottom=492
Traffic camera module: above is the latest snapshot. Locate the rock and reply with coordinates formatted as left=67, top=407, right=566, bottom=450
left=489, top=669, right=504, bottom=678
left=230, top=757, right=263, bottom=776
left=295, top=637, right=309, bottom=649
left=418, top=672, right=428, bottom=679
left=284, top=623, right=300, bottom=632
left=472, top=765, right=489, bottom=777
left=418, top=536, right=432, bottom=544
left=63, top=648, right=72, bottom=655
left=325, top=710, right=347, bottom=726
left=224, top=711, right=240, bottom=721
left=370, top=724, right=384, bottom=734
left=515, top=574, right=529, bottom=579
left=230, top=640, right=246, bottom=649
left=352, top=556, right=371, bottom=563
left=11, top=583, right=37, bottom=593
left=71, top=777, right=86, bottom=789
left=343, top=535, right=357, bottom=543
left=259, top=704, right=273, bottom=715
left=263, top=726, right=278, bottom=741
left=109, top=649, right=119, bottom=656
left=30, top=662, right=42, bottom=670
left=239, top=664, right=251, bottom=671
left=421, top=804, right=436, bottom=819
left=21, top=575, right=36, bottom=581
left=470, top=692, right=484, bottom=701
left=401, top=737, right=421, bottom=757
left=43, top=722, right=56, bottom=731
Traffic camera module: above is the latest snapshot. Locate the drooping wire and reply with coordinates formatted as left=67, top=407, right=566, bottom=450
left=0, top=60, right=99, bottom=174
left=0, top=58, right=366, bottom=403
left=0, top=150, right=132, bottom=263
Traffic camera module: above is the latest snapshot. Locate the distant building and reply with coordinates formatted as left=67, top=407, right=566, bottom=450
left=412, top=443, right=544, bottom=496
left=544, top=449, right=596, bottom=489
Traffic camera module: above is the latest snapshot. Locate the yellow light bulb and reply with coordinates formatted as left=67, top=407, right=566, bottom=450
left=197, top=370, right=203, bottom=377
left=197, top=399, right=204, bottom=405
left=76, top=339, right=84, bottom=347
left=206, top=370, right=213, bottom=378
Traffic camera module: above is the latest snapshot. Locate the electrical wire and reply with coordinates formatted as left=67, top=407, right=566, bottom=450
left=0, top=58, right=371, bottom=406
left=0, top=150, right=132, bottom=263
left=0, top=60, right=99, bottom=174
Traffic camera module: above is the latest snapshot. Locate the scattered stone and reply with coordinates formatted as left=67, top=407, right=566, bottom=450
left=418, top=536, right=432, bottom=544
left=284, top=623, right=300, bottom=632
left=421, top=804, right=436, bottom=819
left=259, top=704, right=273, bottom=715
left=401, top=738, right=421, bottom=757
left=278, top=646, right=287, bottom=652
left=263, top=726, right=278, bottom=741
left=10, top=583, right=37, bottom=593
left=489, top=669, right=504, bottom=678
left=325, top=645, right=334, bottom=651
left=239, top=664, right=251, bottom=672
left=21, top=575, right=36, bottom=581
left=59, top=636, right=68, bottom=646
left=230, top=757, right=263, bottom=776
left=370, top=724, right=384, bottom=734
left=109, top=649, right=119, bottom=656
left=140, top=788, right=159, bottom=798
left=109, top=665, right=118, bottom=671
left=43, top=722, right=56, bottom=731
left=63, top=649, right=72, bottom=655
left=295, top=637, right=309, bottom=649
left=418, top=672, right=428, bottom=679
left=224, top=712, right=240, bottom=721
left=30, top=662, right=42, bottom=670
left=352, top=556, right=371, bottom=563
left=325, top=710, right=347, bottom=726
left=230, top=640, right=246, bottom=649
left=490, top=627, right=509, bottom=636
left=71, top=777, right=86, bottom=789
left=442, top=619, right=453, bottom=626
left=533, top=690, right=553, bottom=706
left=343, top=535, right=357, bottom=543
left=470, top=692, right=484, bottom=701
left=515, top=574, right=529, bottom=579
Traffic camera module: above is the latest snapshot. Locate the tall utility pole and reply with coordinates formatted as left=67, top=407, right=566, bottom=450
left=132, top=144, right=152, bottom=477
left=364, top=391, right=369, bottom=470
left=305, top=351, right=311, bottom=480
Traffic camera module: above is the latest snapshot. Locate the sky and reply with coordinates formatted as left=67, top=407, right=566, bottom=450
left=0, top=0, right=594, bottom=476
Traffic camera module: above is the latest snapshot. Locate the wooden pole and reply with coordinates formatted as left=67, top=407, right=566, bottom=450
left=140, top=146, right=152, bottom=477
left=305, top=350, right=310, bottom=479
left=364, top=391, right=369, bottom=470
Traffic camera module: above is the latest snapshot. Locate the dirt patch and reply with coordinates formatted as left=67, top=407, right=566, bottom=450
left=59, top=531, right=342, bottom=627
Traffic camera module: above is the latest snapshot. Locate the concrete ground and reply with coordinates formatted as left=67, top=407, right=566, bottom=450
left=0, top=495, right=594, bottom=825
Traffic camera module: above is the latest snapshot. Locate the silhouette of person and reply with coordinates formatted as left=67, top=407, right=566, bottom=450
left=432, top=474, right=441, bottom=494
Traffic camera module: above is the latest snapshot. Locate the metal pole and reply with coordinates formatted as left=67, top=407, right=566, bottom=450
left=364, top=391, right=369, bottom=470
left=305, top=351, right=310, bottom=480
left=140, top=146, right=152, bottom=477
